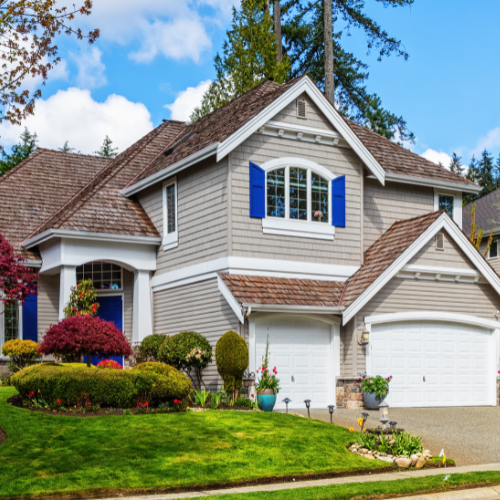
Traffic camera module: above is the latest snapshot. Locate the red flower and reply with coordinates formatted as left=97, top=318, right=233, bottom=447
left=57, top=399, right=61, bottom=404
left=138, top=402, right=143, bottom=406
left=87, top=402, right=91, bottom=406
left=28, top=391, right=34, bottom=398
left=174, top=399, right=181, bottom=405
left=145, top=402, right=149, bottom=407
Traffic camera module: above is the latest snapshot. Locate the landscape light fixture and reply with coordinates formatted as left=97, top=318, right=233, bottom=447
left=327, top=405, right=335, bottom=424
left=361, top=412, right=369, bottom=431
left=304, top=399, right=311, bottom=418
left=221, top=395, right=227, bottom=407
left=389, top=421, right=397, bottom=430
left=283, top=398, right=291, bottom=413
left=378, top=401, right=389, bottom=429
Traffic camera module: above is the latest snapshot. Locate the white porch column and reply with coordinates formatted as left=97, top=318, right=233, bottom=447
left=59, top=266, right=77, bottom=320
left=133, top=270, right=153, bottom=343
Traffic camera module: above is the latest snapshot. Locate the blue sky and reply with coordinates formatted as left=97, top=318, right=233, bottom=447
left=0, top=0, right=498, bottom=168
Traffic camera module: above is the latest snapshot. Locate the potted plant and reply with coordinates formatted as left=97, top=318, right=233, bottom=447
left=359, top=374, right=392, bottom=409
left=255, top=336, right=280, bottom=412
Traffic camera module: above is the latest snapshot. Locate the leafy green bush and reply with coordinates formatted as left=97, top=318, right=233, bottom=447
left=158, top=331, right=212, bottom=389
left=2, top=339, right=41, bottom=372
left=215, top=331, right=248, bottom=402
left=138, top=334, right=166, bottom=362
left=134, top=362, right=191, bottom=401
left=356, top=430, right=423, bottom=456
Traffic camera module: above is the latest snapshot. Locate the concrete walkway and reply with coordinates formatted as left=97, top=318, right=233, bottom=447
left=100, top=463, right=500, bottom=500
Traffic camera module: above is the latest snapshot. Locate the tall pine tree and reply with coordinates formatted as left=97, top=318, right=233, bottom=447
left=0, top=127, right=38, bottom=175
left=191, top=0, right=290, bottom=122
left=449, top=152, right=464, bottom=176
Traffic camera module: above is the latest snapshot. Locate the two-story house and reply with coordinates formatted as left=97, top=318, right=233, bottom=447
left=2, top=75, right=499, bottom=409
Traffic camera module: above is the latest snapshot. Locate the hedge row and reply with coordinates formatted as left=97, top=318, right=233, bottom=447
left=12, top=362, right=191, bottom=408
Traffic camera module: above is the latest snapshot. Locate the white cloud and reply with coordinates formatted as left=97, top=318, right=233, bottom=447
left=0, top=88, right=153, bottom=154
left=471, top=127, right=500, bottom=157
left=421, top=149, right=452, bottom=168
left=165, top=80, right=211, bottom=121
left=71, top=47, right=107, bottom=89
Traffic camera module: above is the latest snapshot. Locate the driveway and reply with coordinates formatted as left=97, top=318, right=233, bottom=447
left=289, top=407, right=500, bottom=466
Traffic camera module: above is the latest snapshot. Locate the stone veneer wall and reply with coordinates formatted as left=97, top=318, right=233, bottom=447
left=336, top=377, right=365, bottom=409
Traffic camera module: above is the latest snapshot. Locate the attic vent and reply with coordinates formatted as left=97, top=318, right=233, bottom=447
left=436, top=232, right=444, bottom=251
left=297, top=99, right=307, bottom=119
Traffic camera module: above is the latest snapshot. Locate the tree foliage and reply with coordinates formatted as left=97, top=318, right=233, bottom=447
left=461, top=149, right=500, bottom=204
left=0, top=0, right=99, bottom=125
left=0, top=127, right=38, bottom=175
left=1, top=339, right=41, bottom=372
left=468, top=204, right=492, bottom=257
left=94, top=135, right=118, bottom=158
left=138, top=334, right=166, bottom=362
left=0, top=232, right=38, bottom=307
left=63, top=279, right=99, bottom=317
left=39, top=315, right=133, bottom=367
left=191, top=0, right=290, bottom=122
left=58, top=141, right=79, bottom=153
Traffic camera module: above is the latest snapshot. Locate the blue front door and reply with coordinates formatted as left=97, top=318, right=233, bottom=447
left=84, top=295, right=124, bottom=367
left=22, top=293, right=38, bottom=342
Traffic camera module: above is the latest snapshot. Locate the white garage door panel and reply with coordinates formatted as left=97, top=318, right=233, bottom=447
left=371, top=321, right=494, bottom=408
left=255, top=317, right=332, bottom=410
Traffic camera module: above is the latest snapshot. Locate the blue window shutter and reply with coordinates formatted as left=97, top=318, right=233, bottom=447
left=22, top=293, right=38, bottom=342
left=332, top=175, right=346, bottom=227
left=249, top=162, right=265, bottom=218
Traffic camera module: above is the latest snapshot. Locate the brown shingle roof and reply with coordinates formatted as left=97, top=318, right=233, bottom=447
left=463, top=190, right=500, bottom=235
left=219, top=273, right=344, bottom=307
left=0, top=149, right=111, bottom=259
left=340, top=211, right=444, bottom=307
left=25, top=120, right=186, bottom=242
left=344, top=119, right=476, bottom=188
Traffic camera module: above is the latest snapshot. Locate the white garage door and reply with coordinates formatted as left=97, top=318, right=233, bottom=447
left=255, top=316, right=332, bottom=410
left=371, top=321, right=494, bottom=407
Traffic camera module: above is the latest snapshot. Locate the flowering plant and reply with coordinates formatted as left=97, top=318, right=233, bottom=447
left=185, top=347, right=207, bottom=363
left=97, top=359, right=122, bottom=369
left=1, top=339, right=41, bottom=372
left=255, top=336, right=280, bottom=394
left=358, top=374, right=392, bottom=399
left=63, top=279, right=99, bottom=317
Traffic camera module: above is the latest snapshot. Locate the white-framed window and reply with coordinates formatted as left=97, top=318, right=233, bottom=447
left=489, top=240, right=498, bottom=260
left=434, top=190, right=462, bottom=229
left=76, top=262, right=123, bottom=290
left=438, top=194, right=454, bottom=218
left=162, top=177, right=178, bottom=251
left=0, top=300, right=20, bottom=354
left=262, top=158, right=336, bottom=240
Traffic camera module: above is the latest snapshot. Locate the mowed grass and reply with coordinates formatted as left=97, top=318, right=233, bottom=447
left=0, top=387, right=386, bottom=498
left=189, top=472, right=500, bottom=500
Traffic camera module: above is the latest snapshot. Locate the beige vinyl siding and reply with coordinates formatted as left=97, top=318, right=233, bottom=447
left=409, top=230, right=475, bottom=269
left=340, top=277, right=499, bottom=377
left=137, top=156, right=229, bottom=276
left=364, top=179, right=434, bottom=252
left=153, top=278, right=241, bottom=389
left=271, top=93, right=336, bottom=131
left=230, top=133, right=362, bottom=266
left=37, top=274, right=59, bottom=341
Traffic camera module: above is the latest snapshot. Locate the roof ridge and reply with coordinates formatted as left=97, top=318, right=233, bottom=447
left=24, top=122, right=171, bottom=242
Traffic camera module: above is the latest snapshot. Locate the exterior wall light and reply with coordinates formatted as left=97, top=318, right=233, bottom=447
left=378, top=401, right=389, bottom=429
left=304, top=399, right=311, bottom=418
left=283, top=398, right=291, bottom=413
left=360, top=329, right=370, bottom=345
left=327, top=405, right=335, bottom=424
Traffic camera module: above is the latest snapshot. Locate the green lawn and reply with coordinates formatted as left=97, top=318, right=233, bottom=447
left=189, top=472, right=500, bottom=500
left=0, top=387, right=387, bottom=499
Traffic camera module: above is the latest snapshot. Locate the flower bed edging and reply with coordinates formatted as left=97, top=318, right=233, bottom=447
left=348, top=442, right=433, bottom=468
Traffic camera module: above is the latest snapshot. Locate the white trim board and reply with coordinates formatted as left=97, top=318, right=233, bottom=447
left=151, top=257, right=359, bottom=292
left=217, top=275, right=244, bottom=323
left=342, top=213, right=500, bottom=325
left=243, top=303, right=343, bottom=316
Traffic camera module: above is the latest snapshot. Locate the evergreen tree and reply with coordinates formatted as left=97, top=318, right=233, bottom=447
left=58, top=141, right=79, bottom=154
left=94, top=136, right=118, bottom=158
left=476, top=149, right=497, bottom=195
left=191, top=0, right=290, bottom=122
left=449, top=152, right=464, bottom=176
left=0, top=127, right=38, bottom=175
left=464, top=155, right=480, bottom=205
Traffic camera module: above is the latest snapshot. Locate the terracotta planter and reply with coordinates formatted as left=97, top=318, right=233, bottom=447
left=257, top=389, right=276, bottom=412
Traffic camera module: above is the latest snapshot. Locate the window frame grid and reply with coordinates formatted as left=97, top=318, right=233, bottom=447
left=76, top=261, right=123, bottom=291
left=489, top=240, right=499, bottom=260
left=162, top=176, right=178, bottom=251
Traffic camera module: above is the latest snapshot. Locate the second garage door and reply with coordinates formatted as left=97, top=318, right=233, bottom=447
left=255, top=316, right=333, bottom=410
left=371, top=321, right=494, bottom=407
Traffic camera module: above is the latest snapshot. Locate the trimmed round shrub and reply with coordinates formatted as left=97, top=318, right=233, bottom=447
left=1, top=339, right=41, bottom=372
left=215, top=331, right=248, bottom=402
left=134, top=362, right=191, bottom=400
left=138, top=334, right=166, bottom=362
left=158, top=331, right=212, bottom=389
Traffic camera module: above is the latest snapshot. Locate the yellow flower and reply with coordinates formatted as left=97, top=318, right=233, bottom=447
left=349, top=427, right=354, bottom=432
left=358, top=418, right=364, bottom=427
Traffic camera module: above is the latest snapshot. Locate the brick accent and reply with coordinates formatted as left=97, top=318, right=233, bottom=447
left=336, top=377, right=365, bottom=409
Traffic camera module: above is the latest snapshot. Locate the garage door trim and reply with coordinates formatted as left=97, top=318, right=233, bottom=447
left=364, top=311, right=500, bottom=407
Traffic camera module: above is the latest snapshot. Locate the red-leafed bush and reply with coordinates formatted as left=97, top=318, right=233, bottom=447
left=97, top=359, right=122, bottom=369
left=39, top=315, right=133, bottom=367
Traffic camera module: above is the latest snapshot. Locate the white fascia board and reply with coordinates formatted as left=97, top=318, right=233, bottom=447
left=343, top=214, right=500, bottom=325
left=23, top=228, right=161, bottom=249
left=218, top=275, right=245, bottom=324
left=122, top=143, right=219, bottom=197
left=365, top=311, right=500, bottom=331
left=382, top=172, right=482, bottom=194
left=23, top=260, right=42, bottom=268
left=265, top=120, right=342, bottom=141
left=216, top=77, right=385, bottom=185
left=402, top=264, right=480, bottom=277
left=242, top=302, right=344, bottom=315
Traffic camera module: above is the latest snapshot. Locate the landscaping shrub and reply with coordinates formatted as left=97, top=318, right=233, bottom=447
left=97, top=359, right=122, bottom=369
left=1, top=339, right=41, bottom=372
left=134, top=362, right=191, bottom=401
left=158, top=331, right=212, bottom=389
left=356, top=430, right=423, bottom=456
left=215, top=331, right=248, bottom=402
left=63, top=279, right=99, bottom=317
left=39, top=315, right=133, bottom=367
left=138, top=334, right=166, bottom=362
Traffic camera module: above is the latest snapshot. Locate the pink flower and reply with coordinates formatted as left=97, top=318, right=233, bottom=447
left=251, top=394, right=254, bottom=398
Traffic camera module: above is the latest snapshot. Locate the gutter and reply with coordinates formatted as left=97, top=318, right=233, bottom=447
left=241, top=302, right=344, bottom=315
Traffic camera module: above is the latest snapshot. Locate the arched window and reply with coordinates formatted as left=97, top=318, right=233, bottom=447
left=266, top=165, right=331, bottom=224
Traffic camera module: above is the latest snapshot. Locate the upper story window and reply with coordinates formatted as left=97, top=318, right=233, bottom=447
left=162, top=177, right=178, bottom=251
left=438, top=194, right=454, bottom=218
left=77, top=261, right=122, bottom=290
left=266, top=166, right=331, bottom=224
left=434, top=190, right=462, bottom=229
left=489, top=240, right=498, bottom=259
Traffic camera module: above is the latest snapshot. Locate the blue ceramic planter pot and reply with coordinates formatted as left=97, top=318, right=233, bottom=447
left=257, top=390, right=276, bottom=412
